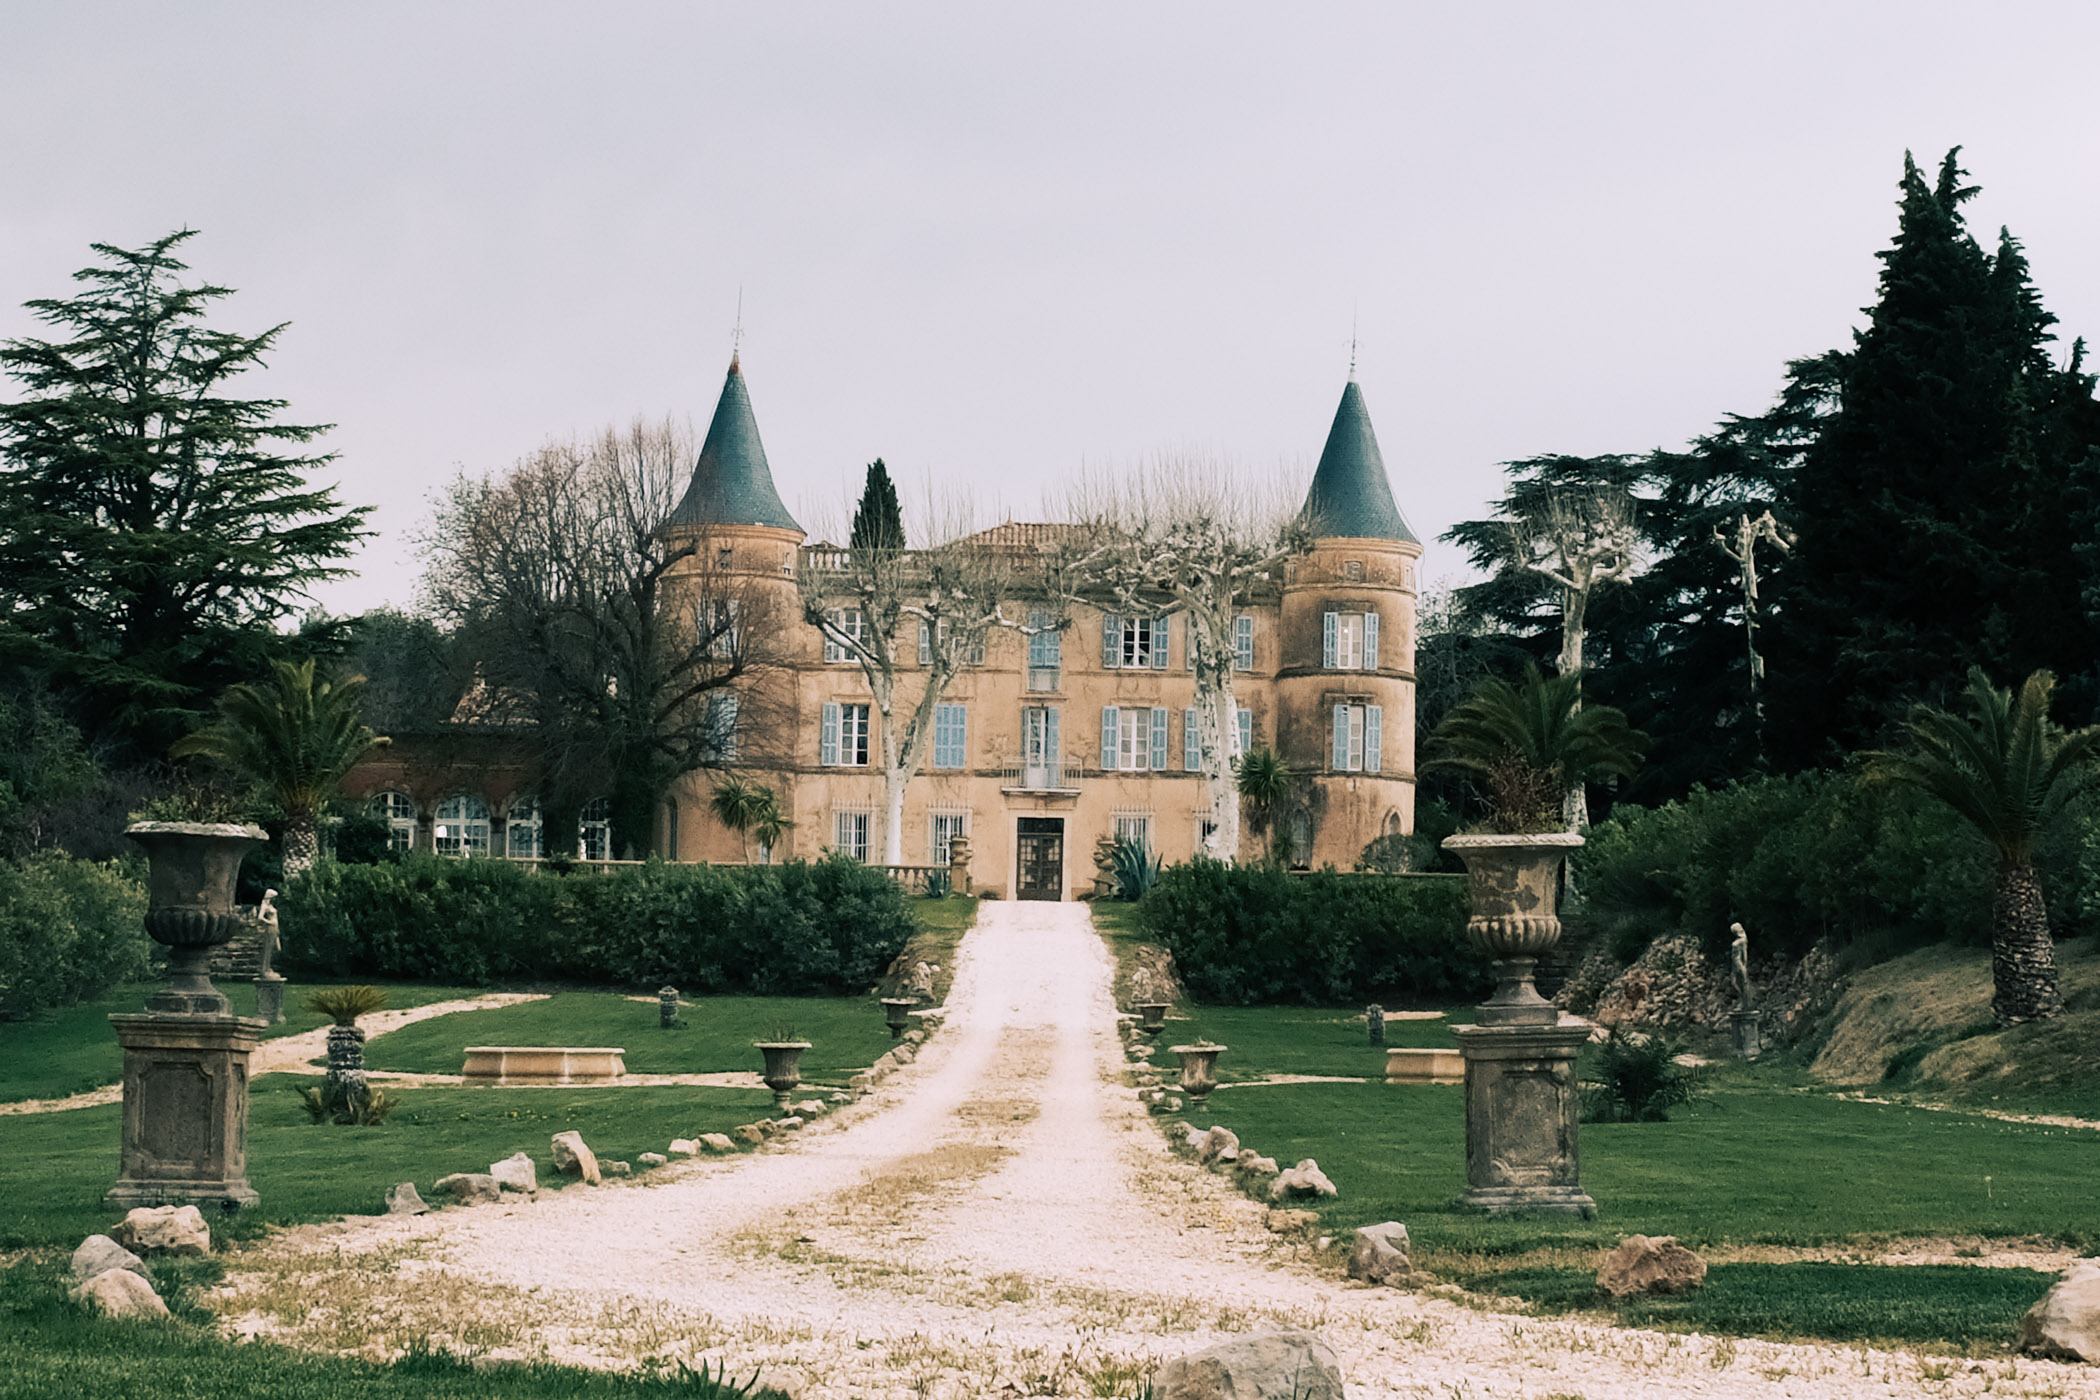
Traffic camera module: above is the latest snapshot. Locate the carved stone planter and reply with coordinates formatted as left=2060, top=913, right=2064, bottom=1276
left=881, top=998, right=916, bottom=1039
left=757, top=1041, right=811, bottom=1113
left=1135, top=1002, right=1169, bottom=1037
left=109, top=821, right=270, bottom=1209
left=1171, top=1043, right=1225, bottom=1104
left=1442, top=830, right=1595, bottom=1218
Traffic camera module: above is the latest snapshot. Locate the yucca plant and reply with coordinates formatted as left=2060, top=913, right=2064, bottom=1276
left=1579, top=1028, right=1707, bottom=1123
left=171, top=659, right=388, bottom=877
left=1427, top=663, right=1645, bottom=833
left=305, top=984, right=388, bottom=1026
left=1867, top=667, right=2100, bottom=1023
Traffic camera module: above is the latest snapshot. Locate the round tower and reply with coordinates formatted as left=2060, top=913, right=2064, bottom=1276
left=1274, top=376, right=1422, bottom=869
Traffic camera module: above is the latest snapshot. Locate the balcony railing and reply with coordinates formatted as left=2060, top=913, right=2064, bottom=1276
left=996, top=755, right=1085, bottom=791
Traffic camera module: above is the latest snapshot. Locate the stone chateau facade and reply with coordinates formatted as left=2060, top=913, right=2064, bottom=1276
left=345, top=358, right=1422, bottom=899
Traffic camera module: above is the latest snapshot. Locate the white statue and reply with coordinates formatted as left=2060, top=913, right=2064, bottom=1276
left=1728, top=921, right=1751, bottom=1008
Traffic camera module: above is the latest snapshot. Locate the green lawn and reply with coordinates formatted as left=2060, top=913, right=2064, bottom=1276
left=1162, top=1002, right=1463, bottom=1080
left=0, top=1080, right=783, bottom=1252
left=363, top=991, right=898, bottom=1082
left=0, top=981, right=486, bottom=1104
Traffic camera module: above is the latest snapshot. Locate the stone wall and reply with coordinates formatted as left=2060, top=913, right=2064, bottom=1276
left=1557, top=932, right=1847, bottom=1044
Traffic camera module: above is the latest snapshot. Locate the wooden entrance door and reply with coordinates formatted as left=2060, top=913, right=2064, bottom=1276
left=1015, top=817, right=1064, bottom=901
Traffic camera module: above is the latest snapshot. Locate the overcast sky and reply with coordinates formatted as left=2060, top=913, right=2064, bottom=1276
left=6, top=3, right=2100, bottom=618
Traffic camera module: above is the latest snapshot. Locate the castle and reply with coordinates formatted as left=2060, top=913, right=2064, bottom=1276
left=345, top=358, right=1421, bottom=898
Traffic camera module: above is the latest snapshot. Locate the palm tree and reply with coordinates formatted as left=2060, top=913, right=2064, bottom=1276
left=1427, top=663, right=1645, bottom=834
left=1234, top=746, right=1293, bottom=864
left=172, top=660, right=388, bottom=878
left=710, top=775, right=783, bottom=864
left=1867, top=667, right=2100, bottom=1024
left=750, top=797, right=791, bottom=863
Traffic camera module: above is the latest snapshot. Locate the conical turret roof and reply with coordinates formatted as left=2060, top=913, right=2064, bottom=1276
left=665, top=357, right=803, bottom=533
left=1301, top=379, right=1417, bottom=543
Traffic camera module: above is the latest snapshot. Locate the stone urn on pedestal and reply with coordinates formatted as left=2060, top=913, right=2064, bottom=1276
left=1135, top=1002, right=1170, bottom=1037
left=1171, top=1043, right=1225, bottom=1105
left=108, top=821, right=270, bottom=1209
left=881, top=997, right=916, bottom=1039
left=757, top=1041, right=811, bottom=1113
left=1443, top=832, right=1596, bottom=1218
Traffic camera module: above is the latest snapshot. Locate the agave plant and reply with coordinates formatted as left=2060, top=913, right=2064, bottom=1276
left=1111, top=836, right=1163, bottom=901
left=1427, top=663, right=1645, bottom=833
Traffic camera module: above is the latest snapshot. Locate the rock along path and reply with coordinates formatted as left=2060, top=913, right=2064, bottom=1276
left=215, top=904, right=2096, bottom=1400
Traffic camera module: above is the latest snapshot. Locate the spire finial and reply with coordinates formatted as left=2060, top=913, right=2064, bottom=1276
left=730, top=286, right=744, bottom=369
left=1348, top=303, right=1359, bottom=382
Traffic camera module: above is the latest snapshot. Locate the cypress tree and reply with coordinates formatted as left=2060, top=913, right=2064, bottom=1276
left=849, top=458, right=905, bottom=553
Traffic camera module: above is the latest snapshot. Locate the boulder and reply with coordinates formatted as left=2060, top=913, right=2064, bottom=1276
left=1197, top=1126, right=1240, bottom=1164
left=699, top=1133, right=738, bottom=1154
left=1596, top=1235, right=1708, bottom=1298
left=1162, top=1096, right=1183, bottom=1111
left=891, top=1044, right=915, bottom=1064
left=829, top=1091, right=851, bottom=1104
left=1348, top=1221, right=1412, bottom=1285
left=2019, top=1260, right=2100, bottom=1361
left=1154, top=1327, right=1345, bottom=1400
left=1266, top=1209, right=1320, bottom=1233
left=1236, top=1153, right=1280, bottom=1179
left=434, top=1172, right=501, bottom=1204
left=792, top=1100, right=827, bottom=1117
left=488, top=1152, right=538, bottom=1193
left=604, top=1160, right=632, bottom=1177
left=1184, top=1125, right=1210, bottom=1152
left=384, top=1182, right=430, bottom=1215
left=550, top=1130, right=601, bottom=1185
left=902, top=1028, right=926, bottom=1047
left=71, top=1235, right=147, bottom=1282
left=638, top=1152, right=669, bottom=1168
left=733, top=1124, right=767, bottom=1145
left=110, top=1205, right=209, bottom=1257
left=777, top=1116, right=805, bottom=1131
left=668, top=1138, right=699, bottom=1157
left=1270, top=1159, right=1338, bottom=1200
left=70, top=1267, right=169, bottom=1319
left=849, top=1073, right=875, bottom=1092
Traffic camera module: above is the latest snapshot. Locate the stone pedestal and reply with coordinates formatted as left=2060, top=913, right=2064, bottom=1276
left=107, top=1013, right=265, bottom=1209
left=1730, top=1010, right=1763, bottom=1060
left=1453, top=1018, right=1596, bottom=1218
left=254, top=974, right=286, bottom=1026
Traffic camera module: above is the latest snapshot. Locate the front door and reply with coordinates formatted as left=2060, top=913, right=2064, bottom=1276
left=1016, top=817, right=1064, bottom=901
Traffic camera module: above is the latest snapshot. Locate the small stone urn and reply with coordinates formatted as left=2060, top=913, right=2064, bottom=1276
left=1171, top=1043, right=1225, bottom=1104
left=1441, top=832, right=1584, bottom=1025
left=881, top=998, right=916, bottom=1039
left=757, top=1041, right=811, bottom=1113
left=127, top=821, right=271, bottom=1015
left=1135, top=1002, right=1170, bottom=1037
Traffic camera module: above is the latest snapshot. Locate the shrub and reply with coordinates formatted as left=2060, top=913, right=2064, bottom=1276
left=297, top=1080, right=396, bottom=1126
left=0, top=852, right=150, bottom=1018
left=278, top=853, right=915, bottom=996
left=1580, top=1028, right=1708, bottom=1122
left=1137, top=859, right=1483, bottom=1005
left=1111, top=837, right=1162, bottom=901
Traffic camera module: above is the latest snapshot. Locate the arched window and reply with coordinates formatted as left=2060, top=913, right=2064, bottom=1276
left=506, top=797, right=543, bottom=859
left=373, top=791, right=417, bottom=851
left=579, top=797, right=612, bottom=861
left=434, top=795, right=491, bottom=858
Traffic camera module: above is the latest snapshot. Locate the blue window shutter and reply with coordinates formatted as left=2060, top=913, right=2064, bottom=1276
left=1365, top=611, right=1380, bottom=670
left=1238, top=705, right=1253, bottom=757
left=1332, top=705, right=1349, bottom=770
left=1150, top=706, right=1169, bottom=770
left=1183, top=707, right=1199, bottom=770
left=1101, top=706, right=1119, bottom=771
left=918, top=621, right=932, bottom=666
left=1323, top=612, right=1338, bottom=668
left=1235, top=615, right=1253, bottom=670
left=955, top=707, right=967, bottom=767
left=1365, top=705, right=1383, bottom=773
left=1102, top=614, right=1120, bottom=669
left=1151, top=617, right=1170, bottom=669
left=1045, top=706, right=1061, bottom=769
left=821, top=702, right=840, bottom=766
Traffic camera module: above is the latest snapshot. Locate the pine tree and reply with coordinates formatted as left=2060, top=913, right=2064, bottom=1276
left=0, top=231, right=372, bottom=759
left=850, top=459, right=905, bottom=553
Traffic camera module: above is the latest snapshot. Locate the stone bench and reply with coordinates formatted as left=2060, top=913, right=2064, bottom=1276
left=1384, top=1047, right=1464, bottom=1084
left=461, top=1046, right=626, bottom=1084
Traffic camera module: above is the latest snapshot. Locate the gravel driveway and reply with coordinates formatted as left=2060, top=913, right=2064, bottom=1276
left=217, top=901, right=2097, bottom=1399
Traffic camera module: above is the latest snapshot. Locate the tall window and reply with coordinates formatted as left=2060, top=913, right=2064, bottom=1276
left=1112, top=813, right=1153, bottom=852
left=1022, top=705, right=1061, bottom=787
left=506, top=797, right=543, bottom=859
left=1182, top=706, right=1253, bottom=767
left=1027, top=609, right=1061, bottom=691
left=918, top=620, right=984, bottom=666
left=833, top=810, right=871, bottom=862
left=1101, top=705, right=1168, bottom=771
left=1322, top=610, right=1380, bottom=670
left=434, top=795, right=490, bottom=858
left=702, top=599, right=740, bottom=659
left=1330, top=703, right=1384, bottom=773
left=929, top=810, right=968, bottom=863
left=823, top=607, right=866, bottom=663
left=579, top=797, right=612, bottom=860
left=1100, top=613, right=1169, bottom=669
left=932, top=703, right=968, bottom=768
left=821, top=702, right=872, bottom=766
left=1234, top=614, right=1255, bottom=671
left=374, top=791, right=416, bottom=851
left=703, top=692, right=740, bottom=762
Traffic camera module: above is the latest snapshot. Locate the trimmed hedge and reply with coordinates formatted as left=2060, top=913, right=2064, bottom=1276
left=279, top=854, right=916, bottom=996
left=0, top=853, right=150, bottom=1018
left=1137, top=859, right=1484, bottom=1006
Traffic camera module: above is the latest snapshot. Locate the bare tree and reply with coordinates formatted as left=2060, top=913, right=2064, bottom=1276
left=799, top=483, right=1034, bottom=866
left=1504, top=487, right=1641, bottom=678
left=1056, top=454, right=1306, bottom=864
left=1712, top=508, right=1792, bottom=744
left=419, top=416, right=780, bottom=857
